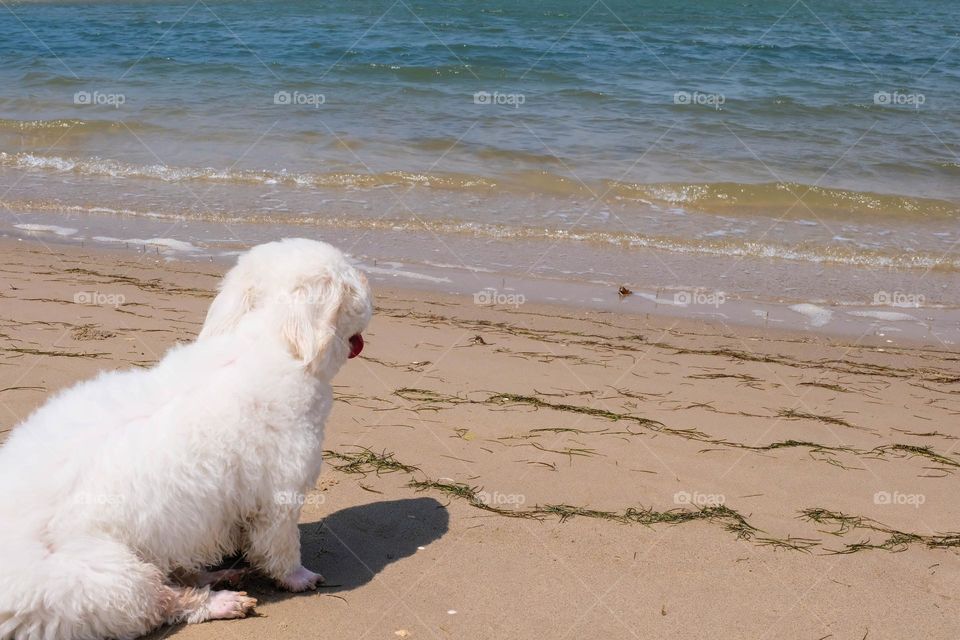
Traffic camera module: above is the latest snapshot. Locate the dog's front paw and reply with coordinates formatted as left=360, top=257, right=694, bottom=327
left=206, top=590, right=257, bottom=620
left=279, top=565, right=325, bottom=591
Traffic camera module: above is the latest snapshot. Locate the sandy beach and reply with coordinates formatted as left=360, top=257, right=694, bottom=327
left=1, top=237, right=959, bottom=639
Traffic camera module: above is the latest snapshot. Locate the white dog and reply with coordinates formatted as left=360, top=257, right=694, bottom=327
left=0, top=238, right=372, bottom=639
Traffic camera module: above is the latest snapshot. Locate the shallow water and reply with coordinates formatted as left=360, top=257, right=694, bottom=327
left=1, top=0, right=957, bottom=339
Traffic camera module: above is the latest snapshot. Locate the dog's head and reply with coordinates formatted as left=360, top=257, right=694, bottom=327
left=198, top=239, right=373, bottom=376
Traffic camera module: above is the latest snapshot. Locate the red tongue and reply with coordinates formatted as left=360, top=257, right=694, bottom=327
left=348, top=334, right=364, bottom=359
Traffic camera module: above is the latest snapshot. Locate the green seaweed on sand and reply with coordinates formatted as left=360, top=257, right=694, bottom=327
left=62, top=267, right=213, bottom=297
left=868, top=444, right=960, bottom=469
left=408, top=479, right=762, bottom=541
left=797, top=381, right=851, bottom=393
left=526, top=442, right=601, bottom=459
left=390, top=387, right=960, bottom=470
left=322, top=447, right=420, bottom=476
left=753, top=536, right=821, bottom=552
left=407, top=480, right=538, bottom=519
left=776, top=408, right=870, bottom=432
left=800, top=508, right=960, bottom=554
left=394, top=387, right=466, bottom=411
left=489, top=392, right=658, bottom=422
left=2, top=347, right=108, bottom=359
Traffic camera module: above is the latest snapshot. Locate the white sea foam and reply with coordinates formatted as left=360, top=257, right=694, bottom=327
left=362, top=265, right=452, bottom=283
left=421, top=260, right=496, bottom=273
left=847, top=310, right=919, bottom=322
left=92, top=236, right=199, bottom=252
left=14, top=224, right=78, bottom=236
left=789, top=303, right=833, bottom=327
left=635, top=292, right=683, bottom=306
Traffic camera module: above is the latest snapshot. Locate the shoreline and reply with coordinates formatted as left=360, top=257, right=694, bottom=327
left=4, top=228, right=957, bottom=349
left=1, top=238, right=959, bottom=638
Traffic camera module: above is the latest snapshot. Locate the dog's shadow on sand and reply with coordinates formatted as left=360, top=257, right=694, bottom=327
left=252, top=496, right=449, bottom=602
left=145, top=498, right=448, bottom=637
left=298, top=496, right=449, bottom=593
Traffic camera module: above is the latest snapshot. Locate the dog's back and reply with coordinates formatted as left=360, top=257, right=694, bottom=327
left=0, top=333, right=323, bottom=639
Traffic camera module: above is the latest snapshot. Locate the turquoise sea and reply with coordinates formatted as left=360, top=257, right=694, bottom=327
left=1, top=0, right=958, bottom=337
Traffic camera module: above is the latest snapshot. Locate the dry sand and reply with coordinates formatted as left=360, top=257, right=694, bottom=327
left=1, top=238, right=959, bottom=639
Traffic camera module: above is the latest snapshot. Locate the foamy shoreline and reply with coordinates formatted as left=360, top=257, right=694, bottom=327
left=4, top=228, right=957, bottom=348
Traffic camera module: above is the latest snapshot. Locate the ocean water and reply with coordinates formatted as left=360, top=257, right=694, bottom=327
left=1, top=0, right=958, bottom=337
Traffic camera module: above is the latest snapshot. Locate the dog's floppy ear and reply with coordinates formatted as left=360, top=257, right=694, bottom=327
left=198, top=270, right=255, bottom=340
left=280, top=273, right=344, bottom=366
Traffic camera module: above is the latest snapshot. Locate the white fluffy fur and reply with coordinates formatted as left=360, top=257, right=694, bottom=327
left=0, top=239, right=373, bottom=639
